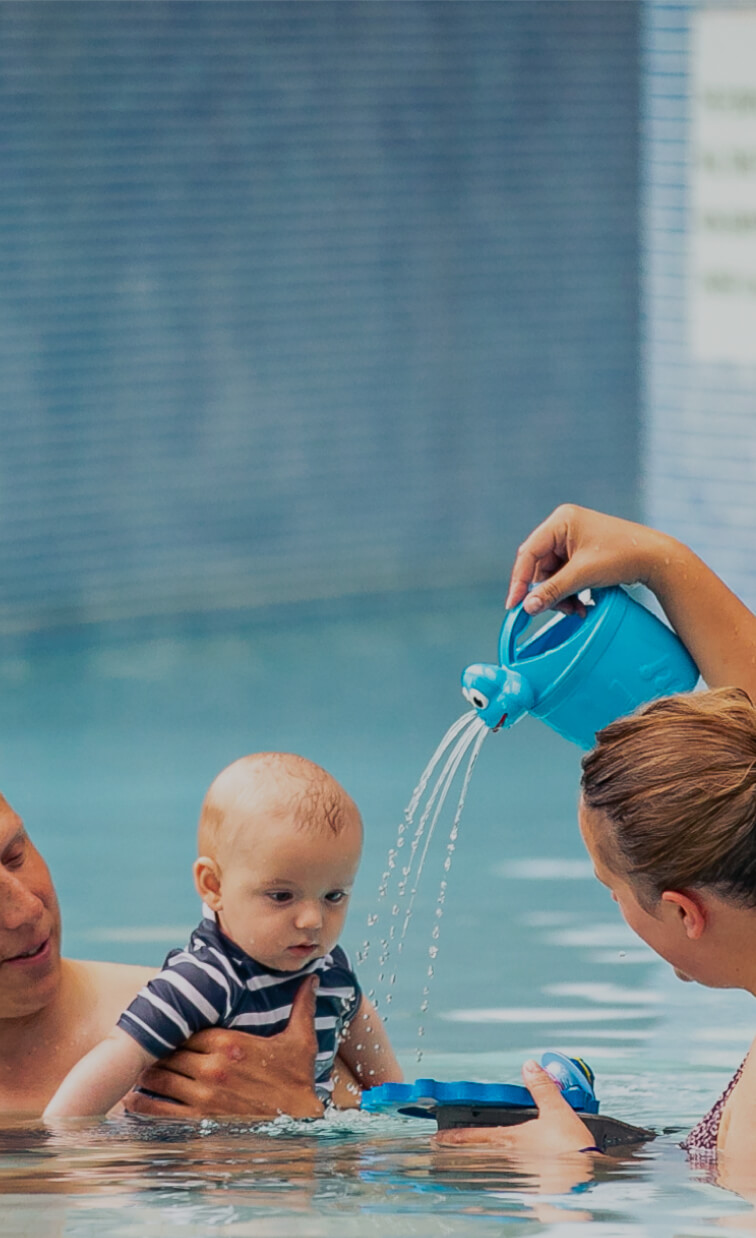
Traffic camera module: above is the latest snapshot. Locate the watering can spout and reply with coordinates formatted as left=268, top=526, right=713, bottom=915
left=461, top=662, right=535, bottom=731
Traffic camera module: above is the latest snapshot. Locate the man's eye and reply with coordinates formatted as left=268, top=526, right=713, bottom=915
left=325, top=891, right=347, bottom=905
left=4, top=849, right=24, bottom=870
left=267, top=891, right=293, bottom=904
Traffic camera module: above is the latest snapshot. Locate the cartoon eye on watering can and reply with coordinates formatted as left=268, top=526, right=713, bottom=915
left=461, top=586, right=700, bottom=750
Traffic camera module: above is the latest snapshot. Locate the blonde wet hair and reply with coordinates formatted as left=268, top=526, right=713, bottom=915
left=581, top=688, right=756, bottom=907
left=198, top=752, right=361, bottom=857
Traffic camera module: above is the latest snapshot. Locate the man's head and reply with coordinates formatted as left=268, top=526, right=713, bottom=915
left=194, top=753, right=363, bottom=971
left=0, top=796, right=61, bottom=1018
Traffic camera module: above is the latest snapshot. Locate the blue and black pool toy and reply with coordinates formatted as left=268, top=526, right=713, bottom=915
left=361, top=1052, right=654, bottom=1153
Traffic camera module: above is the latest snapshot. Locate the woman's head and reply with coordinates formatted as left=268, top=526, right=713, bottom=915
left=581, top=687, right=756, bottom=909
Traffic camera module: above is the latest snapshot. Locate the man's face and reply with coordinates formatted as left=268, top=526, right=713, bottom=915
left=0, top=797, right=61, bottom=1018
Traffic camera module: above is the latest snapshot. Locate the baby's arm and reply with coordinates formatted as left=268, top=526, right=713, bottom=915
left=44, top=1028, right=156, bottom=1119
left=337, top=995, right=403, bottom=1088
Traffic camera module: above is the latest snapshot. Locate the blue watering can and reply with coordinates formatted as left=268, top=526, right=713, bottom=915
left=461, top=586, right=699, bottom=749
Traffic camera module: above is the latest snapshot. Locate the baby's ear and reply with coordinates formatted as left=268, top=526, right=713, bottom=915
left=194, top=856, right=222, bottom=910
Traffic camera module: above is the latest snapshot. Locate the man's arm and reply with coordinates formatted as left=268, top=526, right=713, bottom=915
left=124, top=975, right=324, bottom=1119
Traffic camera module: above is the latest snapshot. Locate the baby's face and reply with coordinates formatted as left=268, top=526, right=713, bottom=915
left=212, top=808, right=362, bottom=971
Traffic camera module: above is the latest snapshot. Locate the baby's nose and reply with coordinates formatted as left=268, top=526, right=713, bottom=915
left=295, top=900, right=323, bottom=930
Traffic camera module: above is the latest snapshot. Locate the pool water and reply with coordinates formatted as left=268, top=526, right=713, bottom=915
left=0, top=589, right=754, bottom=1236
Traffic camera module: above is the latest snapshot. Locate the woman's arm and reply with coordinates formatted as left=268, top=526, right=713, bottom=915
left=44, top=1028, right=155, bottom=1118
left=337, top=996, right=403, bottom=1090
left=507, top=504, right=756, bottom=702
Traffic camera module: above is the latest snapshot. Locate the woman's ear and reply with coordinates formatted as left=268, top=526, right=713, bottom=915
left=660, top=889, right=706, bottom=939
left=194, top=856, right=222, bottom=910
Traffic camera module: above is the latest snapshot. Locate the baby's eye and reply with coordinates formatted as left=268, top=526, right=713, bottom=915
left=266, top=891, right=294, bottom=904
left=325, top=890, right=347, bottom=905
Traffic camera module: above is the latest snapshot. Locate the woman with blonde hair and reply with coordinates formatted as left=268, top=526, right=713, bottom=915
left=436, top=504, right=756, bottom=1166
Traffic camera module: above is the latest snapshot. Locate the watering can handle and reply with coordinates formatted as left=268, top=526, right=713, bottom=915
left=501, top=595, right=552, bottom=658
left=503, top=589, right=603, bottom=652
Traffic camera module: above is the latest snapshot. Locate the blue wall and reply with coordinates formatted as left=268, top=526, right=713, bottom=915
left=643, top=0, right=756, bottom=606
left=0, top=2, right=640, bottom=633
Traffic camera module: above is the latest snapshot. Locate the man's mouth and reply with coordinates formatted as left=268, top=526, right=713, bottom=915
left=1, top=938, right=50, bottom=966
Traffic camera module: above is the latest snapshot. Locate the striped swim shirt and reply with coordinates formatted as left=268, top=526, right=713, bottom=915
left=117, top=912, right=362, bottom=1100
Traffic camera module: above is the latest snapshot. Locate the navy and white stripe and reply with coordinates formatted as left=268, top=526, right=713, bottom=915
left=118, top=914, right=361, bottom=1096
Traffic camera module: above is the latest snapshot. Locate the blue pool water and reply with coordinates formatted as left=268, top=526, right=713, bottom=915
left=1, top=590, right=754, bottom=1236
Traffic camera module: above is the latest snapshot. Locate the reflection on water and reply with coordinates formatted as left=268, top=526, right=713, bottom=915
left=0, top=1112, right=754, bottom=1237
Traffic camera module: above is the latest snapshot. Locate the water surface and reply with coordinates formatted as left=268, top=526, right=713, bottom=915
left=0, top=591, right=753, bottom=1235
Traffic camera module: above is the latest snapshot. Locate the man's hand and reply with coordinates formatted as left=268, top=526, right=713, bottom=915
left=433, top=1060, right=600, bottom=1157
left=124, top=975, right=324, bottom=1119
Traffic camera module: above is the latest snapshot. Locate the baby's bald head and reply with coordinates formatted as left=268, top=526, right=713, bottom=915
left=198, top=752, right=362, bottom=861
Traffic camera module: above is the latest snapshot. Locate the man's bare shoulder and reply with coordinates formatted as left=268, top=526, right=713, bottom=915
left=64, top=958, right=157, bottom=1026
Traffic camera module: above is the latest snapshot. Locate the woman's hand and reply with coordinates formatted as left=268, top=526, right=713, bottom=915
left=506, top=504, right=670, bottom=616
left=123, top=975, right=324, bottom=1119
left=433, top=1059, right=601, bottom=1157
left=507, top=503, right=756, bottom=700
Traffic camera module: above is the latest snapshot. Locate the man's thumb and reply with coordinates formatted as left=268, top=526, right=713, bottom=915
left=522, top=1059, right=570, bottom=1113
left=287, top=975, right=319, bottom=1036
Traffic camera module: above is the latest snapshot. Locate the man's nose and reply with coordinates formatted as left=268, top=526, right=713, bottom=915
left=0, top=873, right=43, bottom=931
left=294, top=900, right=323, bottom=931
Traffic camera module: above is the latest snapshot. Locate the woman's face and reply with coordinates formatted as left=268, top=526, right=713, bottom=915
left=577, top=798, right=696, bottom=984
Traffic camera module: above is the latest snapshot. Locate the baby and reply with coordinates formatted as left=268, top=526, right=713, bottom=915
left=44, top=752, right=401, bottom=1118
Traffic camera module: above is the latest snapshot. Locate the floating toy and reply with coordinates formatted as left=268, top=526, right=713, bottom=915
left=461, top=585, right=699, bottom=749
left=361, top=1052, right=654, bottom=1153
